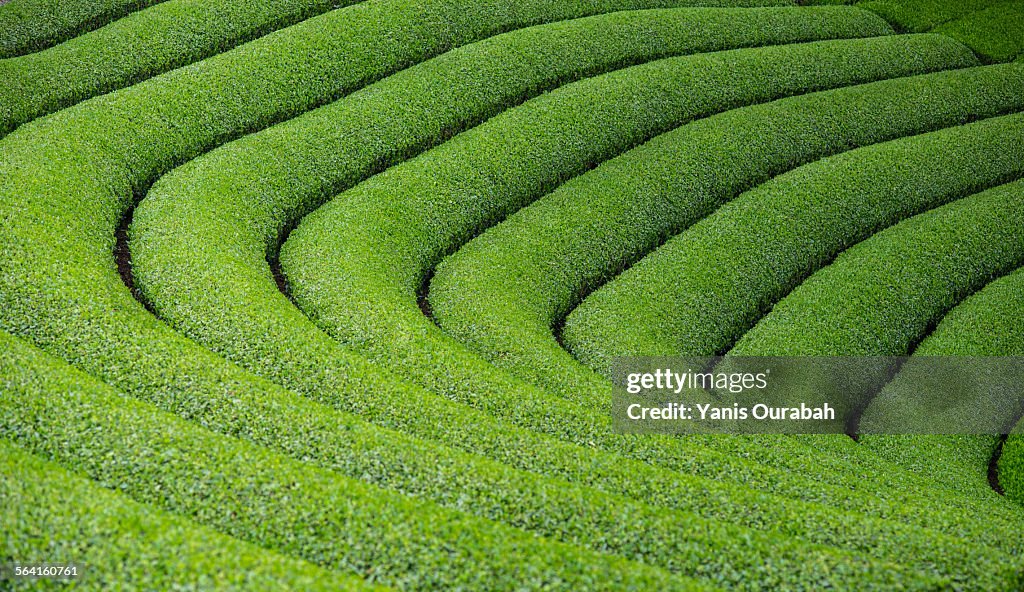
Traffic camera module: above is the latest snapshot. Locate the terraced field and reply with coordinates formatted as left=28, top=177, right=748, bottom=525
left=2, top=0, right=1024, bottom=589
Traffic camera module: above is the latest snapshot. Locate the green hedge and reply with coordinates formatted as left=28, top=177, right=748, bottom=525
left=933, top=1, right=1024, bottom=63
left=138, top=10, right=919, bottom=516
left=423, top=65, right=1024, bottom=552
left=0, top=4, right=975, bottom=587
left=0, top=371, right=926, bottom=592
left=0, top=3, right=876, bottom=590
left=343, top=47, right=1013, bottom=498
left=1002, top=430, right=1024, bottom=505
left=732, top=180, right=1024, bottom=509
left=999, top=286, right=1024, bottom=499
left=282, top=36, right=979, bottom=500
left=862, top=257, right=1024, bottom=501
left=127, top=14, right=1005, bottom=587
left=564, top=108, right=1024, bottom=378
left=855, top=0, right=1005, bottom=33
left=0, top=329, right=1003, bottom=590
left=131, top=10, right=936, bottom=577
left=730, top=179, right=1024, bottom=357
left=433, top=63, right=1022, bottom=405
left=0, top=0, right=166, bottom=57
left=881, top=266, right=1024, bottom=501
left=123, top=22, right=969, bottom=582
left=562, top=109, right=1024, bottom=503
left=0, top=13, right=1009, bottom=583
left=0, top=439, right=366, bottom=591
left=0, top=330, right=700, bottom=591
left=0, top=0, right=798, bottom=526
left=843, top=0, right=1023, bottom=63
left=0, top=0, right=345, bottom=137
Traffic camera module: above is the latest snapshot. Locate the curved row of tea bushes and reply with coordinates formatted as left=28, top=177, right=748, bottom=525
left=133, top=3, right=908, bottom=539
left=859, top=274, right=1024, bottom=499
left=933, top=1, right=1024, bottom=63
left=0, top=338, right=1001, bottom=589
left=144, top=24, right=925, bottom=510
left=0, top=330, right=699, bottom=592
left=0, top=0, right=166, bottom=57
left=0, top=8, right=971, bottom=588
left=868, top=266, right=1024, bottom=501
left=119, top=26, right=976, bottom=582
left=430, top=65, right=1023, bottom=405
left=0, top=439, right=363, bottom=592
left=0, top=0, right=346, bottom=137
left=990, top=270, right=1024, bottom=503
left=807, top=1, right=1024, bottom=63
left=422, top=65, right=1024, bottom=545
left=0, top=363, right=926, bottom=592
left=83, top=24, right=1017, bottom=582
left=129, top=28, right=1018, bottom=583
left=857, top=430, right=1003, bottom=502
left=560, top=109, right=1024, bottom=502
left=729, top=179, right=1024, bottom=358
left=411, top=60, right=1008, bottom=485
left=0, top=0, right=796, bottom=510
left=0, top=4, right=847, bottom=589
left=732, top=180, right=1024, bottom=506
left=563, top=109, right=1024, bottom=377
left=0, top=0, right=789, bottom=135
left=855, top=0, right=1005, bottom=32
left=282, top=36, right=980, bottom=498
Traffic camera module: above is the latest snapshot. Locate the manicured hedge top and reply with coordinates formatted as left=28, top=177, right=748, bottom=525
left=564, top=108, right=1024, bottom=375
left=0, top=329, right=700, bottom=591
left=0, top=0, right=344, bottom=136
left=0, top=437, right=366, bottom=591
left=282, top=34, right=973, bottom=498
left=0, top=0, right=166, bottom=57
left=933, top=1, right=1024, bottom=62
left=729, top=179, right=1024, bottom=357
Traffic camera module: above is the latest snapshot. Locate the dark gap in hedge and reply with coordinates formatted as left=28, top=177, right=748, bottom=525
left=270, top=219, right=299, bottom=305
left=115, top=198, right=156, bottom=315
left=990, top=434, right=1007, bottom=496
left=847, top=358, right=907, bottom=442
left=417, top=268, right=435, bottom=324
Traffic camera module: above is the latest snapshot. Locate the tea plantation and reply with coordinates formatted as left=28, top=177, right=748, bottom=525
left=2, top=0, right=1024, bottom=589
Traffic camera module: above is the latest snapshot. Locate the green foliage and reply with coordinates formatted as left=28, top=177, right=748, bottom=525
left=0, top=438, right=366, bottom=591
left=0, top=0, right=166, bottom=57
left=129, top=10, right=935, bottom=585
left=934, top=1, right=1024, bottom=62
left=283, top=35, right=980, bottom=498
left=909, top=267, right=1024, bottom=501
left=730, top=179, right=1024, bottom=356
left=126, top=15, right=1011, bottom=588
left=560, top=108, right=1024, bottom=501
left=0, top=330, right=698, bottom=591
left=735, top=178, right=1024, bottom=485
left=922, top=268, right=1024, bottom=358
left=730, top=178, right=1024, bottom=508
left=3, top=0, right=1024, bottom=585
left=856, top=0, right=1006, bottom=32
left=565, top=104, right=1024, bottom=374
left=1001, top=409, right=1024, bottom=505
left=137, top=8, right=930, bottom=521
left=436, top=61, right=1019, bottom=403
left=861, top=271, right=1024, bottom=498
left=840, top=0, right=1023, bottom=62
left=0, top=4, right=973, bottom=589
left=421, top=66, right=1024, bottom=561
left=0, top=0, right=343, bottom=137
